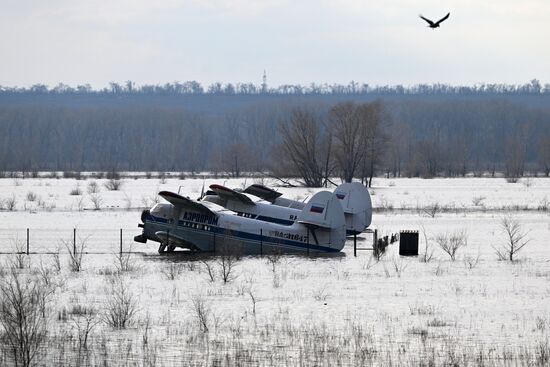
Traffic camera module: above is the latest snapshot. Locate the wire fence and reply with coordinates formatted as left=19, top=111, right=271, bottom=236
left=0, top=227, right=142, bottom=255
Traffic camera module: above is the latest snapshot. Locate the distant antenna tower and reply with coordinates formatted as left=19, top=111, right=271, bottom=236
left=261, top=70, right=267, bottom=94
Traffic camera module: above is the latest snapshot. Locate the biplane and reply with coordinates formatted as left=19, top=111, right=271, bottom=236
left=134, top=190, right=346, bottom=254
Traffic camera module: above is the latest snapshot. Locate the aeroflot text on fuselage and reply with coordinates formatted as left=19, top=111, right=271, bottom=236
left=182, top=211, right=219, bottom=226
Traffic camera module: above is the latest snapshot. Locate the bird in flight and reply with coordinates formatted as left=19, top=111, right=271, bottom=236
left=419, top=12, right=450, bottom=28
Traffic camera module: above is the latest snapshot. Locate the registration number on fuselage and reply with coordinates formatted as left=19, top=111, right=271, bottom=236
left=269, top=230, right=307, bottom=243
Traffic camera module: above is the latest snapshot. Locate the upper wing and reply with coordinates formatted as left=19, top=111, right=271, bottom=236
left=419, top=15, right=435, bottom=26
left=158, top=191, right=218, bottom=215
left=209, top=184, right=255, bottom=206
left=435, top=12, right=450, bottom=25
left=243, top=184, right=283, bottom=202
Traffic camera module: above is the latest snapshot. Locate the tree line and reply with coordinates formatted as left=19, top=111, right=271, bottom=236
left=0, top=93, right=549, bottom=185
left=1, top=79, right=550, bottom=96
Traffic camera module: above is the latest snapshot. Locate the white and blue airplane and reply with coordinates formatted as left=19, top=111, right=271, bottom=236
left=134, top=190, right=346, bottom=254
left=203, top=182, right=372, bottom=236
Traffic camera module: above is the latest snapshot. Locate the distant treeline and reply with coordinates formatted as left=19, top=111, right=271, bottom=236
left=0, top=82, right=549, bottom=183
left=1, top=79, right=550, bottom=97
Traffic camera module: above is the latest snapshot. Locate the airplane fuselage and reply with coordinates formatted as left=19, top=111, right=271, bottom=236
left=137, top=203, right=345, bottom=254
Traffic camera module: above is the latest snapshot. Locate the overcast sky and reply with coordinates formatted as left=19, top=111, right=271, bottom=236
left=1, top=0, right=549, bottom=88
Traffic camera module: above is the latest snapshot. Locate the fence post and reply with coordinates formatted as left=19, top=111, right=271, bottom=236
left=354, top=234, right=357, bottom=257
left=26, top=228, right=29, bottom=255
left=307, top=228, right=310, bottom=256
left=120, top=228, right=123, bottom=255
left=73, top=228, right=76, bottom=256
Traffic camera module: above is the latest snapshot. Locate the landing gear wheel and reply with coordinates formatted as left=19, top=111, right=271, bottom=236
left=158, top=243, right=167, bottom=254
left=167, top=244, right=176, bottom=253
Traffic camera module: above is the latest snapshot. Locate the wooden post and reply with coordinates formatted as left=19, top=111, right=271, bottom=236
left=120, top=229, right=123, bottom=255
left=354, top=234, right=357, bottom=257
left=26, top=228, right=29, bottom=255
left=73, top=228, right=76, bottom=256
left=373, top=229, right=378, bottom=258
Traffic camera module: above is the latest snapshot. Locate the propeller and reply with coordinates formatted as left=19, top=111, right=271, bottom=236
left=198, top=178, right=205, bottom=201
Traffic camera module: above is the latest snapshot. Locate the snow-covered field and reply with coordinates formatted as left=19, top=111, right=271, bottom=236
left=0, top=176, right=549, bottom=366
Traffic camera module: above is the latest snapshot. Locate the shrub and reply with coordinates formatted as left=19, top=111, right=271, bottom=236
left=5, top=194, right=17, bottom=211
left=87, top=181, right=100, bottom=194
left=190, top=294, right=211, bottom=333
left=62, top=235, right=89, bottom=272
left=160, top=263, right=182, bottom=281
left=422, top=202, right=440, bottom=218
left=0, top=268, right=49, bottom=367
left=114, top=249, right=135, bottom=273
left=69, top=187, right=82, bottom=196
left=435, top=229, right=468, bottom=261
left=103, top=276, right=137, bottom=329
left=26, top=191, right=37, bottom=202
left=89, top=194, right=103, bottom=210
left=104, top=179, right=123, bottom=191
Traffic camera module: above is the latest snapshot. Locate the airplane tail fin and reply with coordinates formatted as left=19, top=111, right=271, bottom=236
left=297, top=191, right=346, bottom=249
left=334, top=182, right=372, bottom=234
left=297, top=191, right=345, bottom=229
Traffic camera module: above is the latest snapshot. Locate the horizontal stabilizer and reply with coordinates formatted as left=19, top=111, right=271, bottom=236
left=159, top=191, right=217, bottom=215
left=209, top=184, right=255, bottom=205
left=243, top=184, right=283, bottom=202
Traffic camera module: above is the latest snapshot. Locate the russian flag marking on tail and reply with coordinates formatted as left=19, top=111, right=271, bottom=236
left=310, top=205, right=325, bottom=214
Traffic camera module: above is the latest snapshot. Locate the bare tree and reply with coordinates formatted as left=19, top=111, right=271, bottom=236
left=248, top=289, right=258, bottom=316
left=493, top=215, right=530, bottom=261
left=200, top=259, right=216, bottom=283
left=218, top=243, right=239, bottom=284
left=358, top=101, right=388, bottom=187
left=505, top=122, right=528, bottom=181
left=419, top=224, right=435, bottom=263
left=538, top=134, right=550, bottom=176
left=0, top=268, right=49, bottom=367
left=9, top=238, right=28, bottom=270
left=329, top=102, right=365, bottom=182
left=435, top=229, right=468, bottom=261
left=221, top=143, right=253, bottom=178
left=277, top=107, right=333, bottom=187
left=72, top=309, right=100, bottom=361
